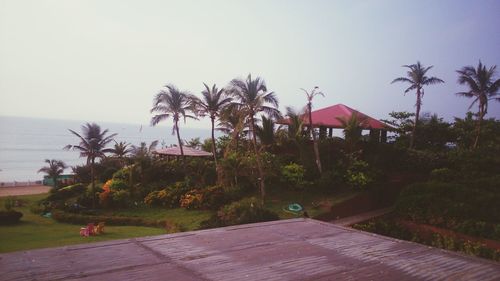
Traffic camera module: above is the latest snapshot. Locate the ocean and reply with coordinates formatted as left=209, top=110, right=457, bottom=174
left=0, top=116, right=212, bottom=182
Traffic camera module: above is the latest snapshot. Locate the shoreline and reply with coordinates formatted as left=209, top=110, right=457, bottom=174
left=0, top=181, right=43, bottom=188
left=0, top=185, right=51, bottom=197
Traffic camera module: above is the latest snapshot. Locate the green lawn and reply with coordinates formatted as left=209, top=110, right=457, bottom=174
left=0, top=189, right=356, bottom=253
left=101, top=207, right=213, bottom=231
left=0, top=194, right=165, bottom=253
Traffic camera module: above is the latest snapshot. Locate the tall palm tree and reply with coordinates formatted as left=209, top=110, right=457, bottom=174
left=229, top=74, right=280, bottom=203
left=456, top=61, right=500, bottom=149
left=391, top=61, right=444, bottom=148
left=301, top=87, right=324, bottom=174
left=191, top=83, right=232, bottom=167
left=150, top=84, right=195, bottom=162
left=64, top=123, right=116, bottom=207
left=38, top=159, right=67, bottom=189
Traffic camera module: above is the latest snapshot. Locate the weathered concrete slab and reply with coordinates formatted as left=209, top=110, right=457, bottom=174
left=1, top=219, right=499, bottom=281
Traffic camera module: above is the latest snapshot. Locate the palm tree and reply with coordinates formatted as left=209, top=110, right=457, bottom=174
left=456, top=61, right=500, bottom=149
left=110, top=141, right=132, bottom=166
left=150, top=84, right=196, bottom=162
left=191, top=83, right=232, bottom=167
left=229, top=74, right=280, bottom=203
left=185, top=137, right=202, bottom=149
left=336, top=113, right=367, bottom=153
left=391, top=61, right=444, bottom=148
left=284, top=106, right=306, bottom=144
left=64, top=123, right=116, bottom=207
left=38, top=159, right=67, bottom=189
left=218, top=105, right=248, bottom=151
left=301, top=87, right=324, bottom=174
left=255, top=116, right=277, bottom=148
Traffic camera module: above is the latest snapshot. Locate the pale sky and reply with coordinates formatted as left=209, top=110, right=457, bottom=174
left=1, top=0, right=499, bottom=129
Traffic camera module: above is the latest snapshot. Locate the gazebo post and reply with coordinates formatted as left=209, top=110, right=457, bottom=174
left=328, top=128, right=333, bottom=138
left=380, top=130, right=387, bottom=143
left=319, top=126, right=327, bottom=139
left=369, top=129, right=380, bottom=143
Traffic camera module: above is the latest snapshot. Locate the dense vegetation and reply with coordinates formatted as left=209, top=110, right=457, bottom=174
left=22, top=61, right=500, bottom=258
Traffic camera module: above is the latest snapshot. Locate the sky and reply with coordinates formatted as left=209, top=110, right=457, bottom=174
left=0, top=0, right=499, bottom=129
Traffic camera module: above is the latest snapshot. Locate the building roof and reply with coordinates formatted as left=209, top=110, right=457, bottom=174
left=155, top=146, right=213, bottom=157
left=3, top=219, right=499, bottom=280
left=280, top=104, right=392, bottom=130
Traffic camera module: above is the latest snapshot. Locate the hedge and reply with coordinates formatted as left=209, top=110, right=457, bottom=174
left=0, top=210, right=23, bottom=225
left=52, top=210, right=165, bottom=228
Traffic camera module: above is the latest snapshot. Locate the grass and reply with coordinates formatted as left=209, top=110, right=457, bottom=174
left=0, top=188, right=357, bottom=253
left=0, top=194, right=164, bottom=253
left=101, top=207, right=213, bottom=231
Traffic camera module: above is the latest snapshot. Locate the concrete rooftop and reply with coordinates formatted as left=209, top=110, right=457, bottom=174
left=1, top=219, right=499, bottom=281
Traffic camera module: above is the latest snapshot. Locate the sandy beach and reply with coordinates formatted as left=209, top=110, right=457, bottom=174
left=0, top=185, right=51, bottom=197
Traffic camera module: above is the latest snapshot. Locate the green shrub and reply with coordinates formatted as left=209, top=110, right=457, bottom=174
left=46, top=183, right=86, bottom=201
left=345, top=160, right=373, bottom=189
left=200, top=197, right=279, bottom=228
left=0, top=210, right=23, bottom=225
left=111, top=190, right=132, bottom=208
left=144, top=182, right=191, bottom=208
left=108, top=179, right=129, bottom=191
left=112, top=167, right=131, bottom=181
left=395, top=175, right=500, bottom=239
left=281, top=163, right=310, bottom=189
left=179, top=185, right=234, bottom=210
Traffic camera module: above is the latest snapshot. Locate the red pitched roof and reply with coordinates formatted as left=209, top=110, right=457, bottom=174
left=155, top=146, right=213, bottom=157
left=280, top=104, right=391, bottom=130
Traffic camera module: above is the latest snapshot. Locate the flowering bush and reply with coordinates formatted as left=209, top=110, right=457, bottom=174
left=99, top=179, right=132, bottom=208
left=179, top=185, right=232, bottom=210
left=180, top=190, right=204, bottom=209
left=143, top=182, right=191, bottom=208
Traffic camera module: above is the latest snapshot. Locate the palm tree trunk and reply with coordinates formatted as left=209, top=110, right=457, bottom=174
left=175, top=118, right=186, bottom=169
left=410, top=90, right=422, bottom=149
left=250, top=115, right=266, bottom=204
left=308, top=103, right=322, bottom=174
left=211, top=117, right=218, bottom=167
left=91, top=158, right=96, bottom=208
left=473, top=104, right=484, bottom=149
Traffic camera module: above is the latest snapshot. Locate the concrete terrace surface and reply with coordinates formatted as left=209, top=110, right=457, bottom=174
left=1, top=219, right=499, bottom=281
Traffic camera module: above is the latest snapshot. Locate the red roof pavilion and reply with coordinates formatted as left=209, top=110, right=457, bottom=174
left=280, top=104, right=392, bottom=130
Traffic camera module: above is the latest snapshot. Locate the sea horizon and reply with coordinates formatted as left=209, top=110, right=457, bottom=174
left=0, top=115, right=213, bottom=182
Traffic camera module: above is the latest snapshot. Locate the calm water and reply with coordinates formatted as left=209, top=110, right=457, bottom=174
left=0, top=116, right=212, bottom=182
